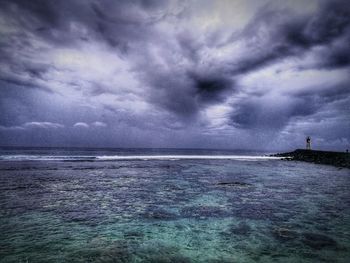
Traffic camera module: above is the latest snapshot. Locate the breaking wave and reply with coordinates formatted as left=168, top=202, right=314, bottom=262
left=0, top=154, right=281, bottom=162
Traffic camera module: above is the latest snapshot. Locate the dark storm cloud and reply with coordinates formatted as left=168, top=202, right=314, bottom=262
left=0, top=0, right=349, bottom=149
left=292, top=81, right=350, bottom=102
left=283, top=2, right=350, bottom=48
left=228, top=0, right=350, bottom=133
left=313, top=34, right=350, bottom=69
left=230, top=96, right=317, bottom=130
left=0, top=0, right=161, bottom=48
left=0, top=0, right=234, bottom=117
left=189, top=73, right=234, bottom=104
left=0, top=61, right=52, bottom=93
left=140, top=0, right=350, bottom=119
left=135, top=65, right=235, bottom=119
left=230, top=80, right=350, bottom=130
left=226, top=0, right=350, bottom=76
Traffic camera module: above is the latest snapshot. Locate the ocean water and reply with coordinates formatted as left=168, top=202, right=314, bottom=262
left=0, top=147, right=349, bottom=263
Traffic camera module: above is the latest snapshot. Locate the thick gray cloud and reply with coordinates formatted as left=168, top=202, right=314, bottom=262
left=0, top=0, right=349, bottom=150
left=226, top=0, right=350, bottom=74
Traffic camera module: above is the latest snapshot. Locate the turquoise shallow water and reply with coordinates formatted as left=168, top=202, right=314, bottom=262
left=0, top=148, right=350, bottom=262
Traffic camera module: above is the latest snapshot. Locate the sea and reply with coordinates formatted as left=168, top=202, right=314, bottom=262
left=0, top=147, right=349, bottom=263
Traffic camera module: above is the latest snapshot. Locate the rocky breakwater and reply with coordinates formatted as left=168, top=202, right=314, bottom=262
left=273, top=149, right=350, bottom=168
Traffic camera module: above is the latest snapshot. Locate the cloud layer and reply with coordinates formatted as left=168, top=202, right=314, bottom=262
left=0, top=0, right=349, bottom=150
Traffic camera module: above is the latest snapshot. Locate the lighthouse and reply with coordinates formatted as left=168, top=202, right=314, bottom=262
left=306, top=136, right=311, bottom=150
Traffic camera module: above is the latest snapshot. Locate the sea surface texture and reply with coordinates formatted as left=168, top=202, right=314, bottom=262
left=0, top=148, right=349, bottom=263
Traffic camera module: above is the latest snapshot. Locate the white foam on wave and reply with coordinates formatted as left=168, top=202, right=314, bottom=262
left=96, top=155, right=281, bottom=161
left=0, top=155, right=95, bottom=161
left=0, top=154, right=282, bottom=161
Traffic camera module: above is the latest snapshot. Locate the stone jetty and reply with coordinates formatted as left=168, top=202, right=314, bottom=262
left=273, top=149, right=350, bottom=168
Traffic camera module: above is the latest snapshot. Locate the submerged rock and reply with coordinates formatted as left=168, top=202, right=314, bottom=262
left=302, top=232, right=337, bottom=250
left=181, top=205, right=228, bottom=218
left=230, top=222, right=251, bottom=236
left=272, top=227, right=298, bottom=241
left=216, top=181, right=252, bottom=187
left=142, top=208, right=178, bottom=220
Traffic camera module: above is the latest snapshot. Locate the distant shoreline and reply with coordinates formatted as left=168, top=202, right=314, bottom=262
left=272, top=149, right=350, bottom=169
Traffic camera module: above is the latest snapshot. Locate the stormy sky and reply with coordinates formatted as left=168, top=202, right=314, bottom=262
left=0, top=0, right=349, bottom=151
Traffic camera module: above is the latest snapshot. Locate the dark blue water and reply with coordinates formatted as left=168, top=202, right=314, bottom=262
left=0, top=147, right=349, bottom=262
